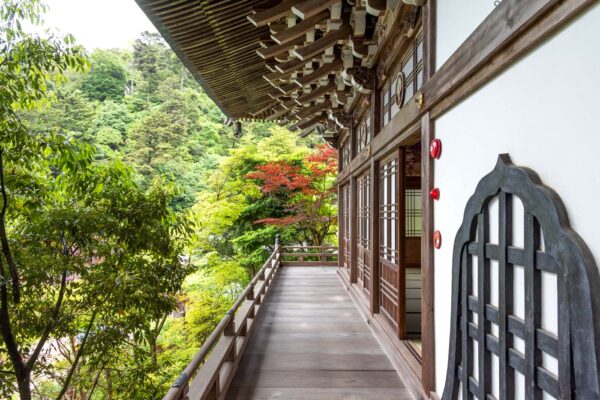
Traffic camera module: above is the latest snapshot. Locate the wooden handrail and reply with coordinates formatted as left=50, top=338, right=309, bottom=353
left=163, top=237, right=282, bottom=400
left=280, top=245, right=339, bottom=267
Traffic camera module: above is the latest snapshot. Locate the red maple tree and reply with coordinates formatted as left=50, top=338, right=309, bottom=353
left=245, top=144, right=338, bottom=246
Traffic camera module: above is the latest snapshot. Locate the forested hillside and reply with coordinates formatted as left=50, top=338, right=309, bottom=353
left=0, top=2, right=337, bottom=398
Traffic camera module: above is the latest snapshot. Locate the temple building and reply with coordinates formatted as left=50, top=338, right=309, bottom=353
left=135, top=1, right=600, bottom=399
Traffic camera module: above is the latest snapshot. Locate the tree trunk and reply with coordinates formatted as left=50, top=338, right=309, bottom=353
left=105, top=369, right=113, bottom=400
left=16, top=369, right=31, bottom=400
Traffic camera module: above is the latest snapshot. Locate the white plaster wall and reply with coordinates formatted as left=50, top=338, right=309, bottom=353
left=434, top=3, right=600, bottom=395
left=436, top=0, right=497, bottom=69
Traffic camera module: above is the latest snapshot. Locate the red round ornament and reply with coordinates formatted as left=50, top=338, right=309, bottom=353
left=430, top=188, right=440, bottom=200
left=430, top=139, right=442, bottom=159
left=433, top=230, right=442, bottom=249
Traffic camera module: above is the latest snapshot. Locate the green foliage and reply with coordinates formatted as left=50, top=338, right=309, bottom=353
left=80, top=49, right=128, bottom=102
left=0, top=2, right=338, bottom=398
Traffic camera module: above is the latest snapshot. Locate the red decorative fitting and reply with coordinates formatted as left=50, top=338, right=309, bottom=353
left=430, top=139, right=442, bottom=159
left=430, top=188, right=440, bottom=200
left=433, top=230, right=442, bottom=249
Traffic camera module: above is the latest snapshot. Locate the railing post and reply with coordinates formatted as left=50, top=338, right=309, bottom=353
left=275, top=233, right=280, bottom=247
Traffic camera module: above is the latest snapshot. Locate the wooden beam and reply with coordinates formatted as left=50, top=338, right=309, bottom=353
left=271, top=11, right=329, bottom=44
left=293, top=59, right=343, bottom=87
left=275, top=57, right=305, bottom=74
left=366, top=0, right=387, bottom=16
left=248, top=0, right=304, bottom=27
left=296, top=99, right=331, bottom=119
left=279, top=82, right=302, bottom=95
left=422, top=0, right=559, bottom=112
left=292, top=0, right=340, bottom=19
left=265, top=107, right=291, bottom=121
left=295, top=81, right=336, bottom=104
left=264, top=69, right=292, bottom=83
left=297, top=113, right=326, bottom=129
left=293, top=25, right=352, bottom=61
left=257, top=36, right=305, bottom=59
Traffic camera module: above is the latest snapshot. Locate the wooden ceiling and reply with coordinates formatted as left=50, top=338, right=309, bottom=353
left=135, top=0, right=282, bottom=119
left=136, top=0, right=417, bottom=137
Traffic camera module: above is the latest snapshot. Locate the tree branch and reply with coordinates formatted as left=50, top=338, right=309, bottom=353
left=0, top=148, right=20, bottom=303
left=55, top=309, right=98, bottom=400
left=0, top=256, right=25, bottom=378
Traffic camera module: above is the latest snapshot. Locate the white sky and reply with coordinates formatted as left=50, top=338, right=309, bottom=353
left=35, top=0, right=158, bottom=50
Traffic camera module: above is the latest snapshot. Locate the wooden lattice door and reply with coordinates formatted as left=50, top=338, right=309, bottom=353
left=357, top=173, right=371, bottom=296
left=379, top=152, right=402, bottom=331
left=442, top=155, right=600, bottom=400
left=342, top=183, right=351, bottom=276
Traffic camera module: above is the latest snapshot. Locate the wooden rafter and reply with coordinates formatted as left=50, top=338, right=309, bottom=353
left=248, top=0, right=304, bottom=27
left=295, top=81, right=336, bottom=104
left=275, top=57, right=307, bottom=74
left=293, top=25, right=352, bottom=61
left=264, top=69, right=296, bottom=84
left=297, top=113, right=326, bottom=129
left=271, top=10, right=329, bottom=44
left=292, top=0, right=340, bottom=19
left=293, top=59, right=343, bottom=87
left=296, top=99, right=332, bottom=118
left=257, top=36, right=305, bottom=59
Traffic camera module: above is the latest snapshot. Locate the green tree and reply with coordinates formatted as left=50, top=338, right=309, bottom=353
left=133, top=31, right=167, bottom=104
left=80, top=49, right=128, bottom=102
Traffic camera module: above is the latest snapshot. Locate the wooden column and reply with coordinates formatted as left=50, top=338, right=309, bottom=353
left=397, top=147, right=406, bottom=339
left=421, top=0, right=437, bottom=395
left=338, top=184, right=344, bottom=270
left=349, top=176, right=358, bottom=284
left=369, top=158, right=380, bottom=314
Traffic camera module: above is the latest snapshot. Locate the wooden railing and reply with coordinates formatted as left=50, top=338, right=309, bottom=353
left=280, top=245, right=338, bottom=266
left=163, top=237, right=282, bottom=400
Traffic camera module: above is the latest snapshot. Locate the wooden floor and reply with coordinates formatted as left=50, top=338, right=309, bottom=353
left=226, top=266, right=412, bottom=400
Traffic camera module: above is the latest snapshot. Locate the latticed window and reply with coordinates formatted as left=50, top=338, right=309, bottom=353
left=405, top=188, right=421, bottom=237
left=358, top=175, right=370, bottom=249
left=381, top=31, right=424, bottom=126
left=341, top=139, right=350, bottom=170
left=342, top=184, right=351, bottom=272
left=379, top=157, right=398, bottom=264
left=443, top=155, right=600, bottom=400
left=355, top=114, right=372, bottom=154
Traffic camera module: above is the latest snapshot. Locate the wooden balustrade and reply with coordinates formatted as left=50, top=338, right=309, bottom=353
left=163, top=240, right=282, bottom=400
left=163, top=240, right=339, bottom=400
left=280, top=245, right=338, bottom=266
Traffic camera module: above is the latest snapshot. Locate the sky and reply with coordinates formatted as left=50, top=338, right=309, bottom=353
left=33, top=0, right=158, bottom=50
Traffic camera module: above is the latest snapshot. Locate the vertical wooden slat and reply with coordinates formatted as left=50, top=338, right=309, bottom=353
left=477, top=211, right=491, bottom=399
left=499, top=192, right=514, bottom=400
left=524, top=213, right=542, bottom=400
left=337, top=182, right=344, bottom=271
left=370, top=159, right=380, bottom=314
left=462, top=251, right=473, bottom=400
left=350, top=177, right=358, bottom=283
left=557, top=271, right=572, bottom=399
left=398, top=148, right=407, bottom=339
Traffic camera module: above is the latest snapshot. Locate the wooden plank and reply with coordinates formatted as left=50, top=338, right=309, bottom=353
left=272, top=10, right=329, bottom=44
left=232, top=369, right=404, bottom=389
left=248, top=0, right=305, bottom=27
left=233, top=353, right=394, bottom=371
left=293, top=25, right=352, bottom=61
left=226, top=387, right=412, bottom=400
left=292, top=0, right=340, bottom=19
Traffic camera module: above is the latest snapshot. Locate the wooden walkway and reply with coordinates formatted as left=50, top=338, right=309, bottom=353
left=226, top=266, right=412, bottom=400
